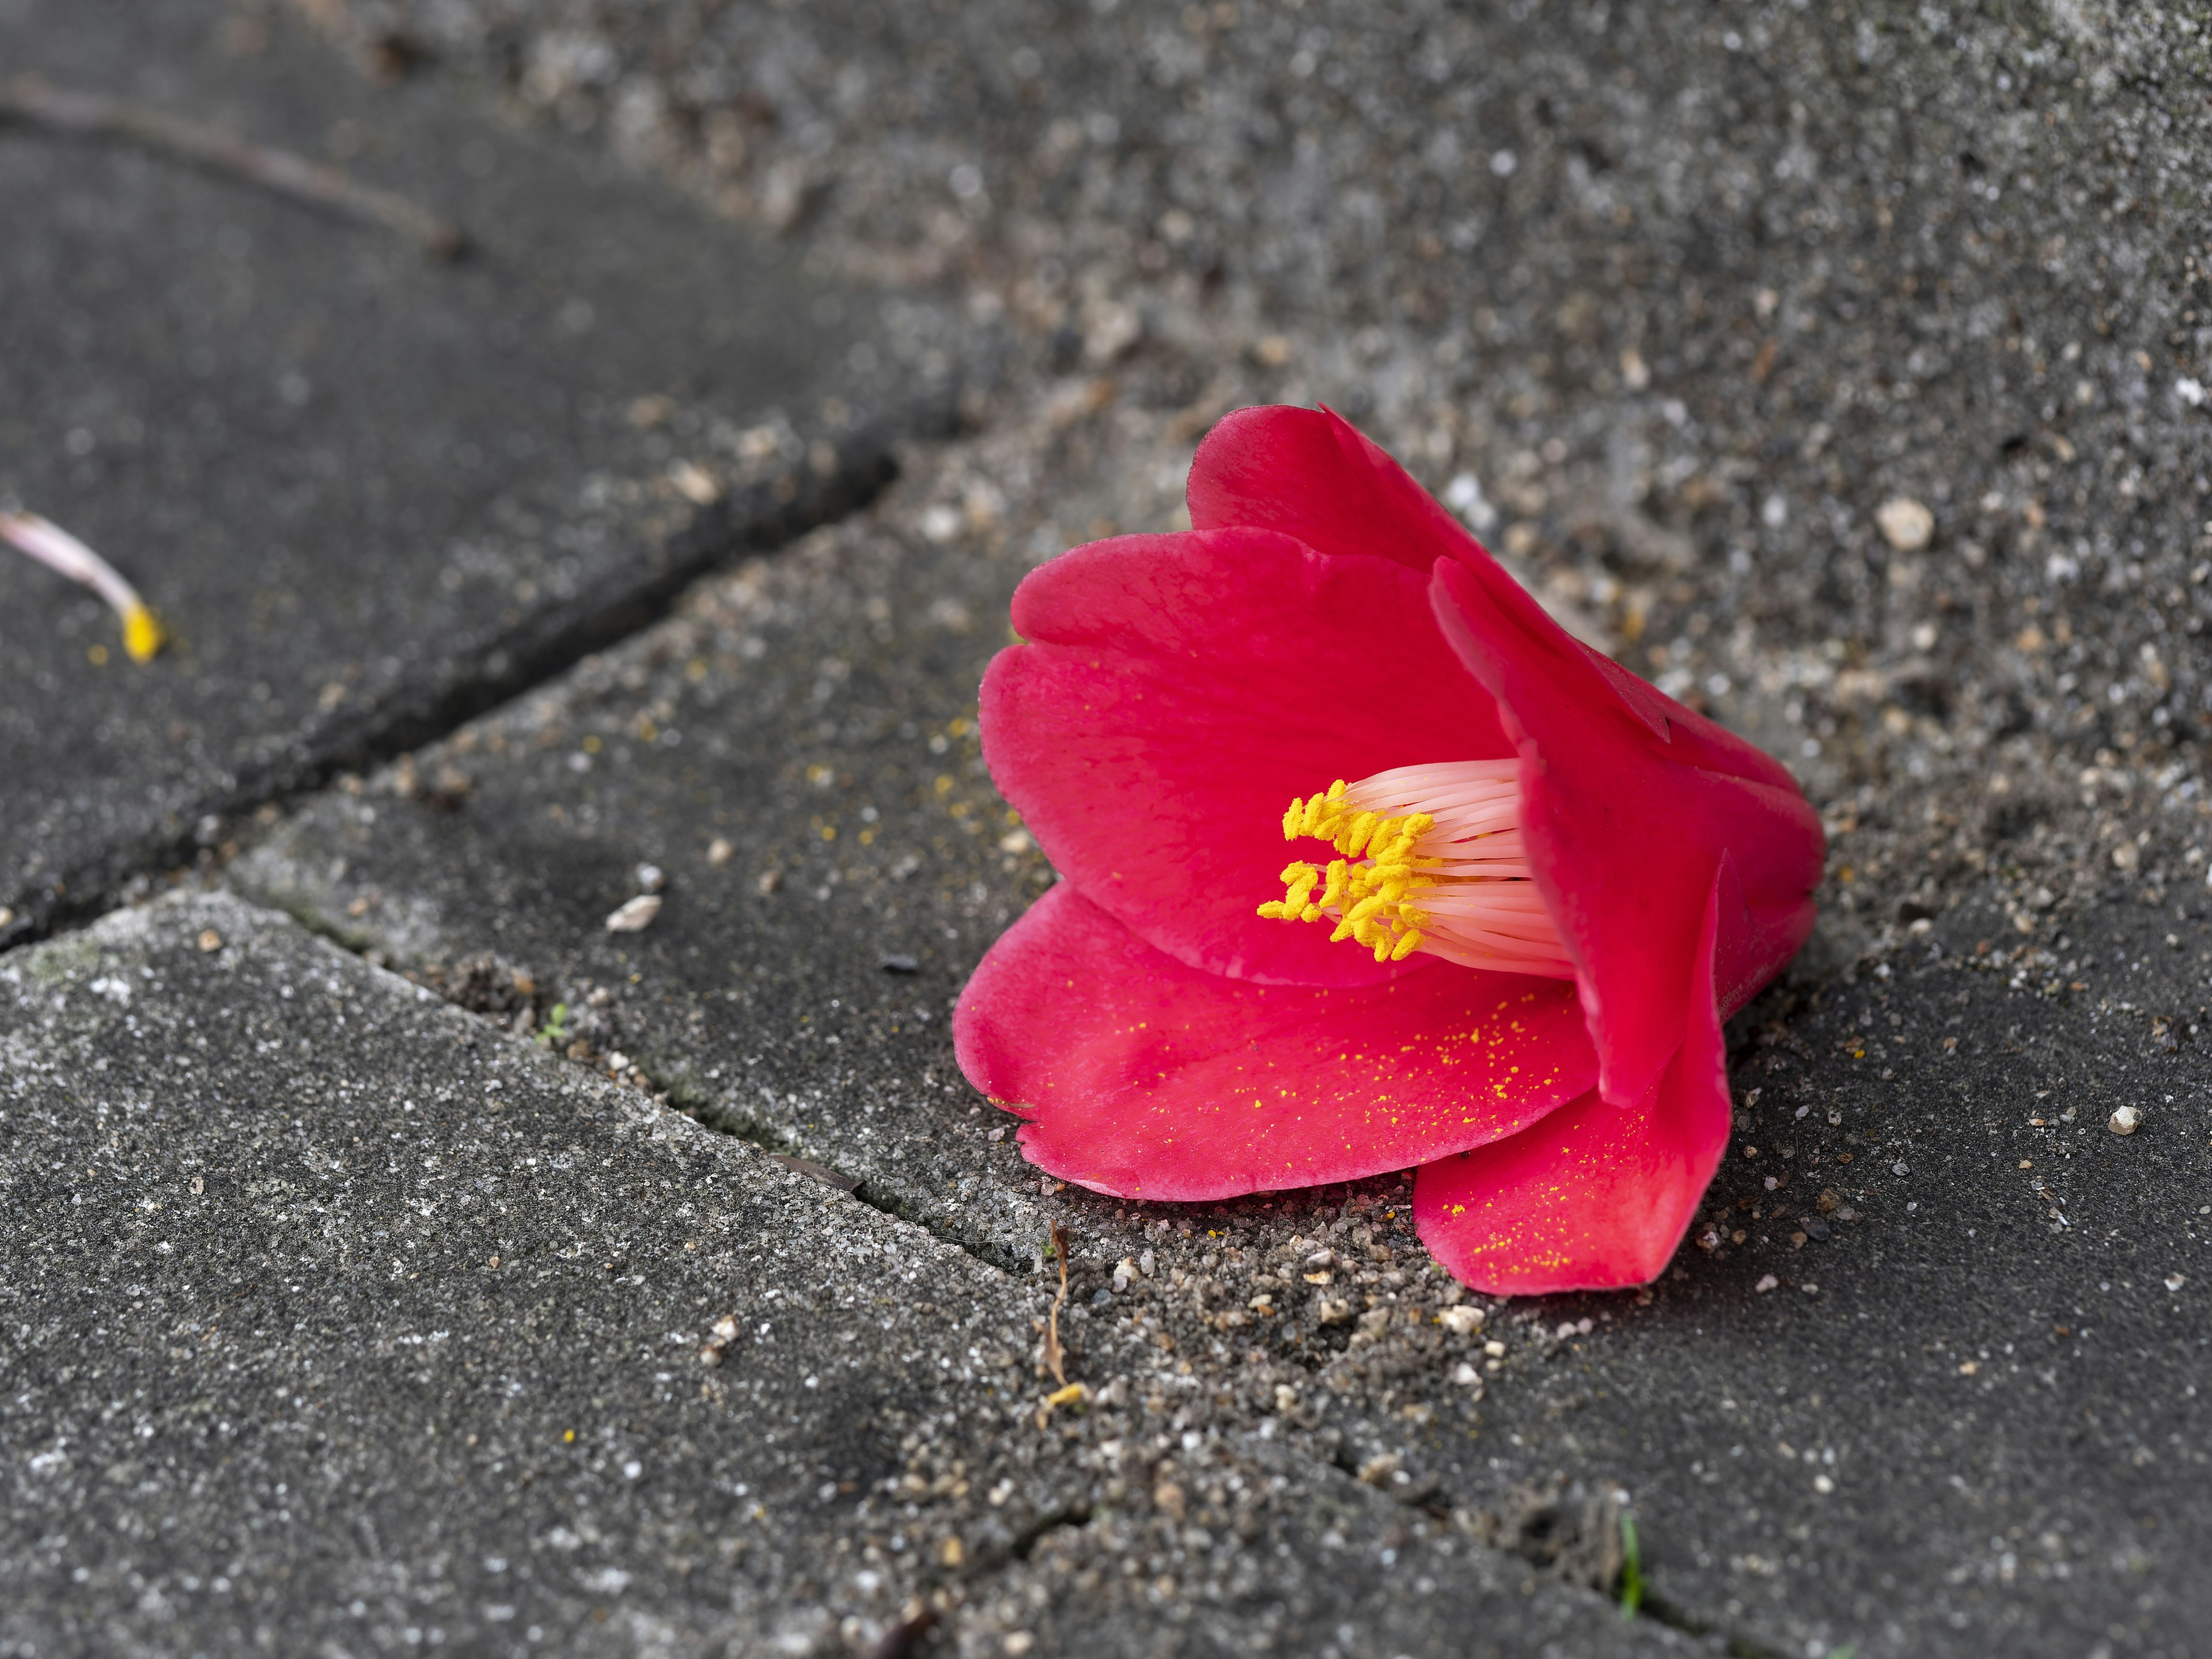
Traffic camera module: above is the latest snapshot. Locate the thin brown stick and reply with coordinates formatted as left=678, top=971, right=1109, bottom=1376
left=0, top=75, right=465, bottom=259
left=1041, top=1221, right=1069, bottom=1388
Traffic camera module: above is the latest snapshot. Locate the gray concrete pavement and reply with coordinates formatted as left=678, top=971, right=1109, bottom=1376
left=234, top=440, right=2212, bottom=1659
left=7, top=1, right=2212, bottom=1655
left=0, top=890, right=1686, bottom=1659
left=0, top=0, right=949, bottom=942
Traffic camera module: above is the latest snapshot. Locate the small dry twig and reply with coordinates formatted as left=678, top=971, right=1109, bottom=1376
left=1041, top=1220, right=1069, bottom=1388
left=862, top=1605, right=937, bottom=1659
left=0, top=75, right=465, bottom=259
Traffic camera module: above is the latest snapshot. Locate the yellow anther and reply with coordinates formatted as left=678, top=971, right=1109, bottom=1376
left=1343, top=892, right=1392, bottom=927
left=1258, top=766, right=1571, bottom=978
left=1266, top=783, right=1453, bottom=964
left=122, top=603, right=165, bottom=664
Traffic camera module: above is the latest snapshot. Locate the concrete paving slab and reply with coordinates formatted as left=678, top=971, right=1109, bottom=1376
left=28, top=1, right=2212, bottom=1654
left=0, top=0, right=949, bottom=940
left=0, top=889, right=1683, bottom=1658
left=220, top=444, right=2194, bottom=1659
left=230, top=433, right=2212, bottom=1655
left=232, top=441, right=1062, bottom=1274
left=1366, top=884, right=2212, bottom=1659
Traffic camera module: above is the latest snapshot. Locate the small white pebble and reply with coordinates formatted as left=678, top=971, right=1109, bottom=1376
left=1877, top=497, right=1934, bottom=552
left=1754, top=1274, right=1780, bottom=1293
left=1437, top=1305, right=1484, bottom=1335
left=706, top=836, right=734, bottom=866
left=2166, top=1274, right=2186, bottom=1293
left=635, top=863, right=666, bottom=894
left=2109, top=1105, right=2141, bottom=1136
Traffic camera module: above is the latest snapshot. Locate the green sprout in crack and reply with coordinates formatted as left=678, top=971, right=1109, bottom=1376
left=1618, top=1512, right=1644, bottom=1622
left=536, top=1002, right=570, bottom=1048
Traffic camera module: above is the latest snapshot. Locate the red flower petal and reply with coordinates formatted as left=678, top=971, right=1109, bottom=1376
left=1187, top=404, right=1473, bottom=575
left=1430, top=559, right=1823, bottom=1108
left=984, top=528, right=1511, bottom=988
left=1411, top=863, right=1737, bottom=1293
left=1185, top=404, right=1820, bottom=1106
left=955, top=882, right=1596, bottom=1201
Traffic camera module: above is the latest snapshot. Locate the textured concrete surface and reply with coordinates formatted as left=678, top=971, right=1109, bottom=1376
left=234, top=440, right=2212, bottom=1658
left=0, top=0, right=949, bottom=940
left=12, top=0, right=2212, bottom=1655
left=0, top=891, right=1687, bottom=1658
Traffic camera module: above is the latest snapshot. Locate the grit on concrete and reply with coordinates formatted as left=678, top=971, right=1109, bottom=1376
left=0, top=891, right=1685, bottom=1659
left=233, top=433, right=2212, bottom=1659
left=0, top=0, right=956, bottom=941
left=7, top=0, right=2212, bottom=1656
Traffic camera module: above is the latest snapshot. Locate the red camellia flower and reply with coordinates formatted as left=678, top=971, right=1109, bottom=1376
left=955, top=407, right=1824, bottom=1293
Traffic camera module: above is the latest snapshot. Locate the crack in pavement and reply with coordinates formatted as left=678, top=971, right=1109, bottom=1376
left=1, top=405, right=952, bottom=953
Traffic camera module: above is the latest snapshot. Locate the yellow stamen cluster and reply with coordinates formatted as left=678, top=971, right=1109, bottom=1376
left=1256, top=780, right=1438, bottom=962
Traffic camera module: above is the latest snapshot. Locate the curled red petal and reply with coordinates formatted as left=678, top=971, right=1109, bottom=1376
left=1411, top=862, right=1737, bottom=1294
left=1187, top=404, right=1474, bottom=575
left=984, top=527, right=1510, bottom=988
left=954, top=882, right=1596, bottom=1202
left=1429, top=556, right=1823, bottom=1107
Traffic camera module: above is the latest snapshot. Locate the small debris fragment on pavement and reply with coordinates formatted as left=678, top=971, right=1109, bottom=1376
left=768, top=1153, right=861, bottom=1193
left=1, top=509, right=165, bottom=661
left=604, top=894, right=661, bottom=932
left=1875, top=497, right=1934, bottom=553
left=2109, top=1105, right=2141, bottom=1136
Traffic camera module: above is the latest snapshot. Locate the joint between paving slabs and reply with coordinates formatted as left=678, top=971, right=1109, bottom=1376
left=255, top=884, right=1052, bottom=1292
left=40, top=892, right=1806, bottom=1659
left=126, top=896, right=1843, bottom=1659
left=858, top=1502, right=1094, bottom=1659
left=0, top=406, right=958, bottom=957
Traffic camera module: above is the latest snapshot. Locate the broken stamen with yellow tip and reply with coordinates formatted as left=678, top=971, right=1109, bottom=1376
left=1, top=510, right=165, bottom=662
left=1258, top=761, right=1573, bottom=976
